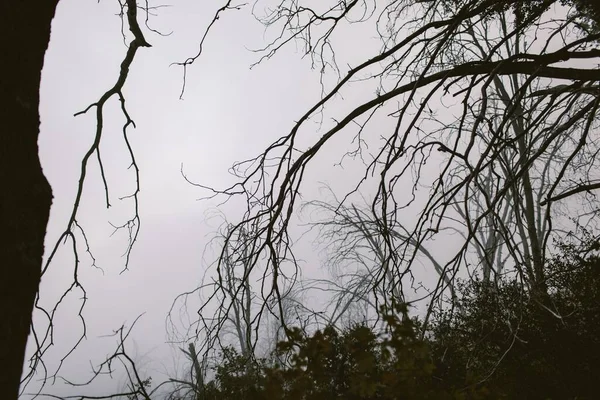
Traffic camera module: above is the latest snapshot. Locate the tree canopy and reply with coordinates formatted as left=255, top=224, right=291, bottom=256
left=4, top=0, right=600, bottom=397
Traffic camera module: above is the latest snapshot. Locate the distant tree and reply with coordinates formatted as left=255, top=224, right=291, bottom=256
left=198, top=0, right=600, bottom=339
left=167, top=219, right=300, bottom=399
left=302, top=192, right=454, bottom=328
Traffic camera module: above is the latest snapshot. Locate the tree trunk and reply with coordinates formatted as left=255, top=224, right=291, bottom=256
left=0, top=2, right=59, bottom=398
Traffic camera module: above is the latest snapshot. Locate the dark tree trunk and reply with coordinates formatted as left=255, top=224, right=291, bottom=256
left=0, top=2, right=59, bottom=398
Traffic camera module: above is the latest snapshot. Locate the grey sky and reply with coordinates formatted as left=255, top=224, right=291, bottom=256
left=30, top=0, right=497, bottom=396
left=34, top=0, right=356, bottom=396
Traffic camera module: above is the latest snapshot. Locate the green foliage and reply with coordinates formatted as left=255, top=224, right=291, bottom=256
left=430, top=239, right=600, bottom=399
left=265, top=324, right=385, bottom=399
left=262, top=306, right=452, bottom=400
left=202, top=303, right=460, bottom=400
left=192, top=347, right=268, bottom=400
left=197, top=242, right=599, bottom=400
left=212, top=347, right=265, bottom=399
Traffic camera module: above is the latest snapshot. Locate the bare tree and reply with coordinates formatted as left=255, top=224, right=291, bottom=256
left=190, top=0, right=600, bottom=334
left=167, top=219, right=298, bottom=397
left=165, top=343, right=208, bottom=400
left=8, top=0, right=600, bottom=397
left=437, top=5, right=600, bottom=293
left=301, top=189, right=456, bottom=327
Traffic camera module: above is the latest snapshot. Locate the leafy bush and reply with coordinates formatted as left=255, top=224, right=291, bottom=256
left=197, top=242, right=600, bottom=399
left=430, top=240, right=600, bottom=399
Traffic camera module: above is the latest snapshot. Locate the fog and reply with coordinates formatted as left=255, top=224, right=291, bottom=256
left=30, top=0, right=463, bottom=397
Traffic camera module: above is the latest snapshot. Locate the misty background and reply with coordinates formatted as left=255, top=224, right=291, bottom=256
left=25, top=0, right=593, bottom=397
left=33, top=0, right=438, bottom=396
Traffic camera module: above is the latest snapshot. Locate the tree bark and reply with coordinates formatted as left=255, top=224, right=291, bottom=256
left=0, top=2, right=59, bottom=398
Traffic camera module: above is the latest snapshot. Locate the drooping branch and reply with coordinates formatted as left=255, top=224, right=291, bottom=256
left=189, top=0, right=600, bottom=337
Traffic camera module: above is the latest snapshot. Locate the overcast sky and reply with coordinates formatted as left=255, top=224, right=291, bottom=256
left=33, top=0, right=342, bottom=396
left=30, top=0, right=465, bottom=397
